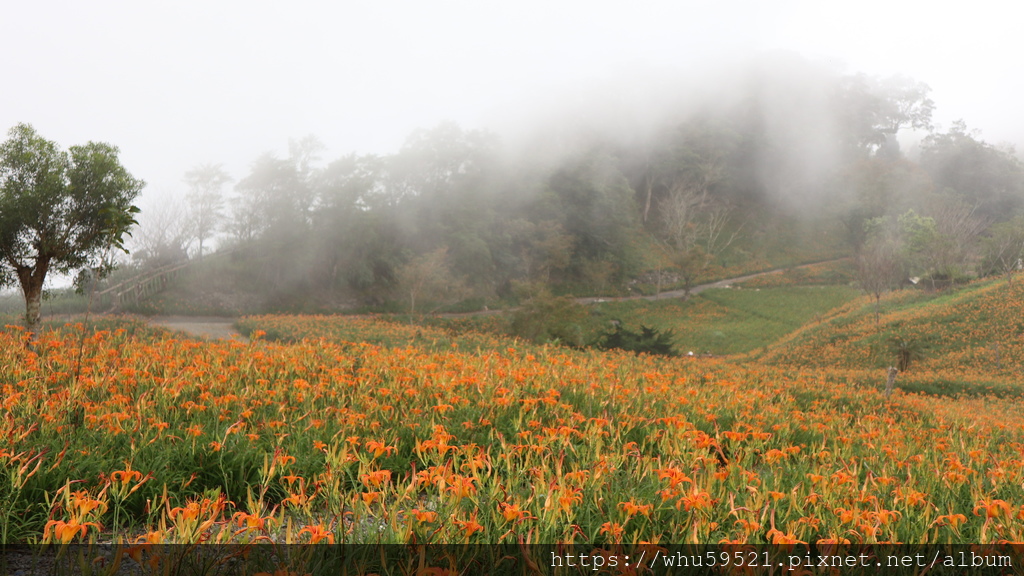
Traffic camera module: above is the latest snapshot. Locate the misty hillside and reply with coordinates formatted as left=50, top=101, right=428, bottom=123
left=107, top=56, right=1024, bottom=316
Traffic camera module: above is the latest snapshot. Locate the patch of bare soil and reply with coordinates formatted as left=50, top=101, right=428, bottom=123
left=147, top=316, right=248, bottom=342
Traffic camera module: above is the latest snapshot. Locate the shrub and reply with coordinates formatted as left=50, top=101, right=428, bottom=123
left=595, top=323, right=678, bottom=356
left=888, top=334, right=930, bottom=372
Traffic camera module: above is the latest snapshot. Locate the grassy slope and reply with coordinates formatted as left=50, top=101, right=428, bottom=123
left=585, top=286, right=861, bottom=355
left=425, top=285, right=861, bottom=356
left=753, top=277, right=1024, bottom=395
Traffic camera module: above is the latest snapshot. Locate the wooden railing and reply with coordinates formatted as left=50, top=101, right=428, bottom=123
left=95, top=260, right=191, bottom=311
left=95, top=248, right=237, bottom=311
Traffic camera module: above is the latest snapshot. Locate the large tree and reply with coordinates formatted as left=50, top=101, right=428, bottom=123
left=920, top=121, right=1024, bottom=219
left=833, top=73, right=934, bottom=159
left=395, top=246, right=466, bottom=317
left=183, top=163, right=230, bottom=259
left=981, top=216, right=1024, bottom=284
left=131, top=194, right=192, bottom=267
left=0, top=124, right=143, bottom=332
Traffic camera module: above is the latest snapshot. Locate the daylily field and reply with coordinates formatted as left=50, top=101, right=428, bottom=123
left=3, top=310, right=1024, bottom=548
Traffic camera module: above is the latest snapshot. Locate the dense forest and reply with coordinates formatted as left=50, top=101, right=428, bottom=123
left=130, top=57, right=1024, bottom=313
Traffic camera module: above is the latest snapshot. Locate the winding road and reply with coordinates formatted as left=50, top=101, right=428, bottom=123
left=437, top=257, right=849, bottom=318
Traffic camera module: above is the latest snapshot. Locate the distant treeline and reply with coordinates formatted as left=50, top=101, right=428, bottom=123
left=134, top=57, right=1024, bottom=311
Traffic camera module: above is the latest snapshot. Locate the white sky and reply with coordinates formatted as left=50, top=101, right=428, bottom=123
left=2, top=0, right=1023, bottom=202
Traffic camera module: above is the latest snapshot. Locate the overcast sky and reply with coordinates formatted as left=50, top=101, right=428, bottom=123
left=3, top=0, right=1022, bottom=203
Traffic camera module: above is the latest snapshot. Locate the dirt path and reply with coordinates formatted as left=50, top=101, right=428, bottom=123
left=148, top=316, right=248, bottom=342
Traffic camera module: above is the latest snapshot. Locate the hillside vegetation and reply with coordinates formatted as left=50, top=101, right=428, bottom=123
left=754, top=277, right=1024, bottom=396
left=105, top=57, right=1024, bottom=318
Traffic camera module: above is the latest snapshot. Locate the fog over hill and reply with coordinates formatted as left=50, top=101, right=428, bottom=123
left=1, top=1, right=1022, bottom=203
left=3, top=1, right=1024, bottom=305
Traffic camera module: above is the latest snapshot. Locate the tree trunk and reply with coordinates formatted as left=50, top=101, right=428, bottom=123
left=885, top=366, right=898, bottom=399
left=25, top=284, right=42, bottom=334
left=642, top=173, right=654, bottom=224
left=15, top=259, right=49, bottom=337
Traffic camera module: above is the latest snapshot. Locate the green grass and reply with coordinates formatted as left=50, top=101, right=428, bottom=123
left=421, top=286, right=861, bottom=356
left=584, top=286, right=861, bottom=355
